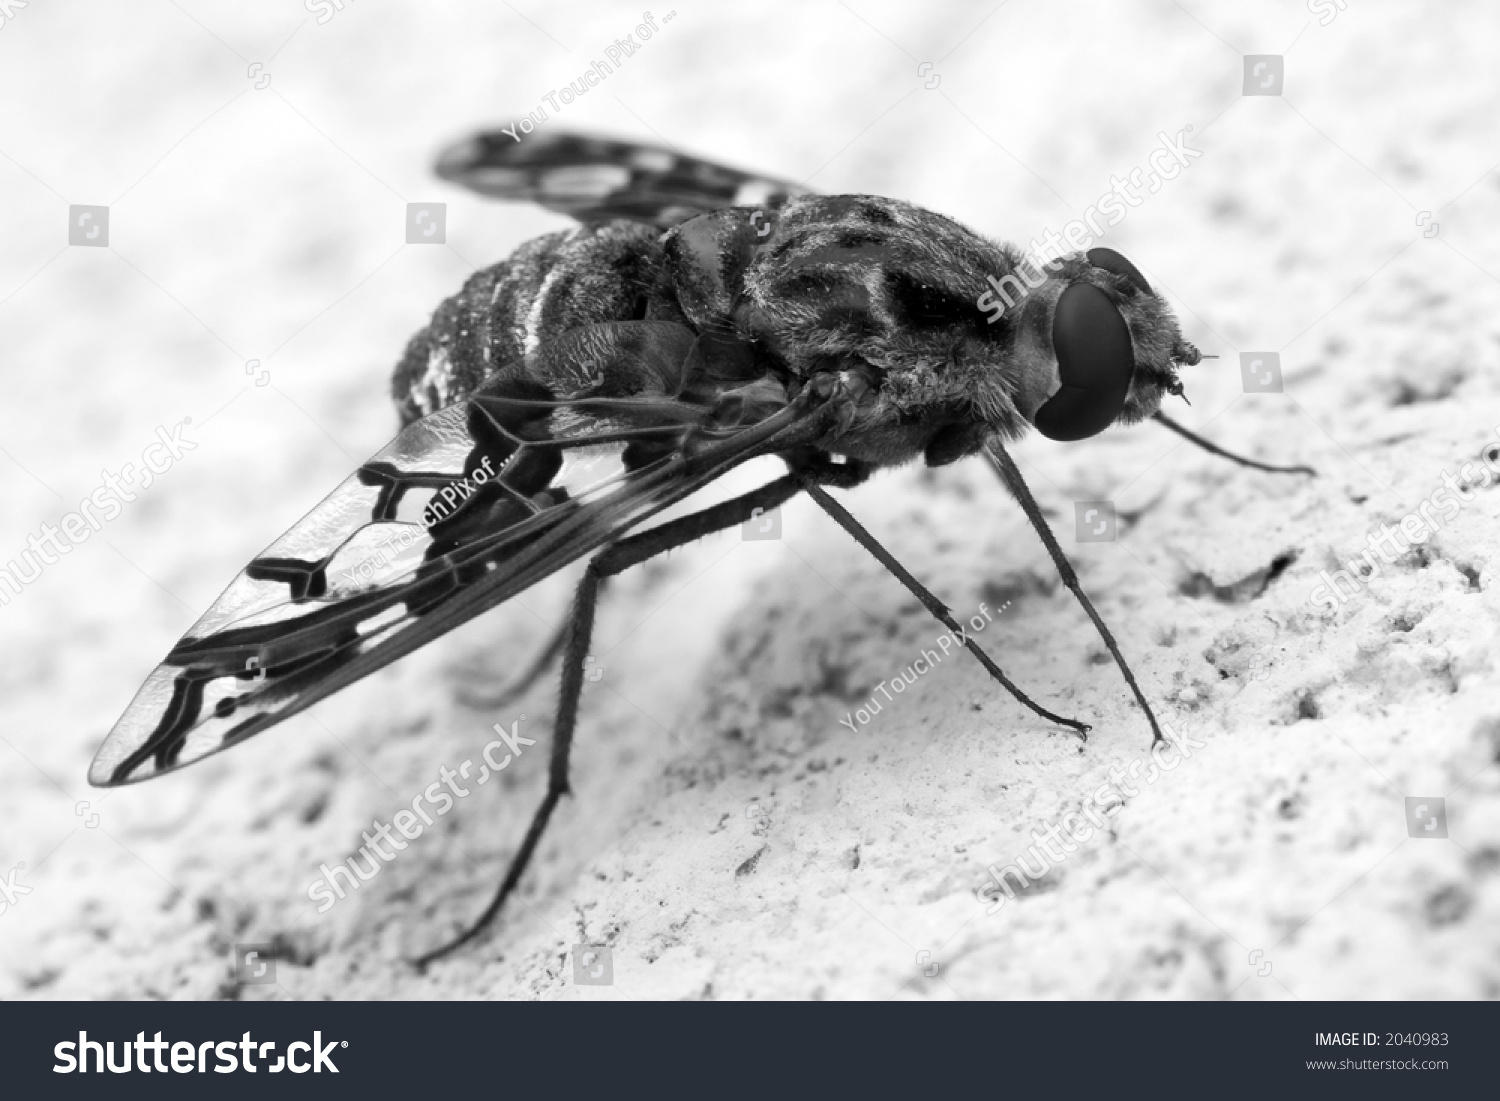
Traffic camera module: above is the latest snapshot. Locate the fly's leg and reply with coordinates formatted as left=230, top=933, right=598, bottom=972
left=1153, top=412, right=1316, bottom=476
left=983, top=440, right=1164, bottom=745
left=414, top=474, right=803, bottom=965
left=796, top=475, right=1092, bottom=739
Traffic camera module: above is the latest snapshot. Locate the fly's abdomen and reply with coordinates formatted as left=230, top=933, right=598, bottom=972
left=392, top=219, right=676, bottom=423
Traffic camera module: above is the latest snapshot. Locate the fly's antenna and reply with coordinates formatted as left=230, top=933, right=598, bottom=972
left=1171, top=340, right=1208, bottom=367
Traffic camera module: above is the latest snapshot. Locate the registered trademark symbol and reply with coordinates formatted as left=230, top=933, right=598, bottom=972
left=341, top=1041, right=348, bottom=1047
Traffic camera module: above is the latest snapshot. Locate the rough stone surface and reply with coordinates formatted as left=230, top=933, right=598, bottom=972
left=1, top=1, right=1496, bottom=1000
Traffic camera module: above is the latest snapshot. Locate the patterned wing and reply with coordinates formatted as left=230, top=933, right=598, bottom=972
left=91, top=322, right=824, bottom=785
left=435, top=129, right=811, bottom=228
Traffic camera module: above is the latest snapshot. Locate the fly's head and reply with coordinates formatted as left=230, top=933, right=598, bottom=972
left=1000, top=247, right=1199, bottom=443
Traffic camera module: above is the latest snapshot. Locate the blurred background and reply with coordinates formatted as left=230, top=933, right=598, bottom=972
left=1, top=0, right=1497, bottom=999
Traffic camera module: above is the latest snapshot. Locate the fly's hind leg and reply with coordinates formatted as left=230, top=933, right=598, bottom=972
left=414, top=474, right=803, bottom=965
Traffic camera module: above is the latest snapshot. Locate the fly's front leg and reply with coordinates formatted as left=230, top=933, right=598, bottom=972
left=795, top=473, right=1092, bottom=738
left=984, top=439, right=1163, bottom=745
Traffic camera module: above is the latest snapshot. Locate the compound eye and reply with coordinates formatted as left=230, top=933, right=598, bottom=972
left=1086, top=247, right=1151, bottom=296
left=1033, top=283, right=1135, bottom=442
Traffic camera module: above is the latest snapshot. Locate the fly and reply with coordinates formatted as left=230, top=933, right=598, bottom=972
left=90, top=128, right=1313, bottom=963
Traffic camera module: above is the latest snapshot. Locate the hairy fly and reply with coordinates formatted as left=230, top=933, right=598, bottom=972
left=91, top=129, right=1310, bottom=961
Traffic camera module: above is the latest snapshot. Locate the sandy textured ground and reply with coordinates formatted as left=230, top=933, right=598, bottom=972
left=1, top=0, right=1496, bottom=1000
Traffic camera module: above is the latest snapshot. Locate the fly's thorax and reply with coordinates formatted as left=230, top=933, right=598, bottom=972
left=669, top=194, right=1008, bottom=349
left=664, top=199, right=1193, bottom=458
left=680, top=196, right=1034, bottom=459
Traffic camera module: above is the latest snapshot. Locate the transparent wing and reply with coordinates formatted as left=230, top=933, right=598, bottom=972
left=92, top=323, right=823, bottom=785
left=435, top=128, right=811, bottom=228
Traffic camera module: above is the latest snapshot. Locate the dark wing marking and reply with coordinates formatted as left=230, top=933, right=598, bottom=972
left=435, top=129, right=810, bottom=229
left=92, top=323, right=828, bottom=785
